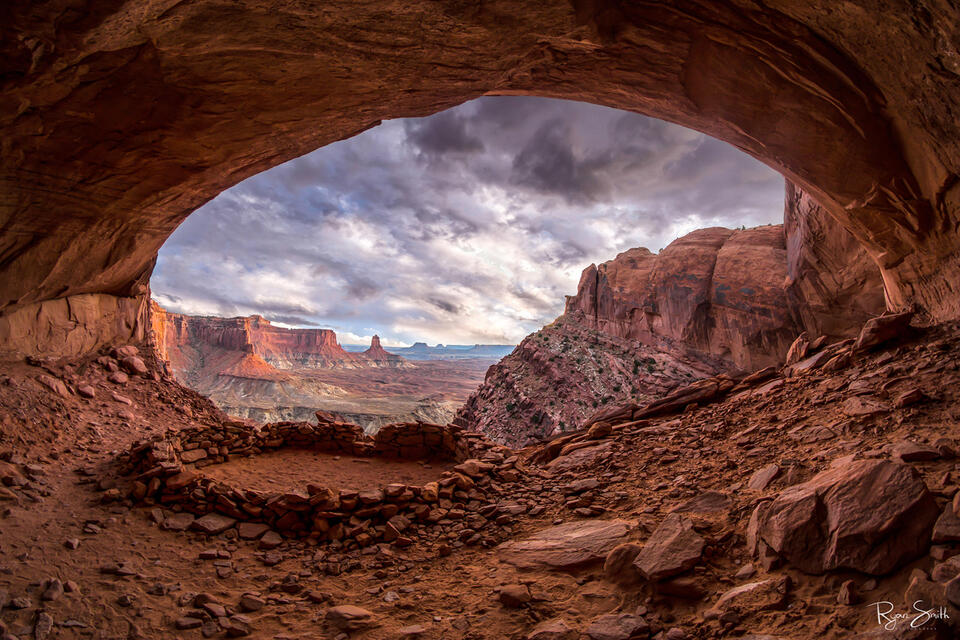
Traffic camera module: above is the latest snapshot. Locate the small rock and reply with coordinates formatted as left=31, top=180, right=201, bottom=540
left=41, top=578, right=63, bottom=601
left=734, top=563, right=756, bottom=579
left=747, top=464, right=780, bottom=491
left=34, top=611, right=54, bottom=640
left=526, top=618, right=577, bottom=640
left=36, top=374, right=69, bottom=397
left=159, top=512, right=194, bottom=531
left=326, top=605, right=375, bottom=631
left=175, top=617, right=203, bottom=630
left=933, top=503, right=960, bottom=543
left=498, top=584, right=531, bottom=608
left=583, top=613, right=649, bottom=640
left=180, top=449, right=207, bottom=463
left=77, top=384, right=96, bottom=399
left=225, top=615, right=252, bottom=637
left=706, top=577, right=790, bottom=618
left=238, top=594, right=265, bottom=612
left=120, top=356, right=148, bottom=376
left=893, top=440, right=941, bottom=463
left=603, top=543, right=643, bottom=585
left=191, top=513, right=236, bottom=535
left=657, top=576, right=704, bottom=599
left=854, top=311, right=913, bottom=351
left=633, top=514, right=704, bottom=581
left=894, top=387, right=925, bottom=408
left=259, top=530, right=283, bottom=550
left=841, top=396, right=889, bottom=417
left=237, top=522, right=270, bottom=540
left=837, top=579, right=858, bottom=605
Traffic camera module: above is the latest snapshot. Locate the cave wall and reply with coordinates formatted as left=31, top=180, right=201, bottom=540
left=784, top=181, right=888, bottom=338
left=0, top=293, right=147, bottom=358
left=2, top=0, right=958, bottom=356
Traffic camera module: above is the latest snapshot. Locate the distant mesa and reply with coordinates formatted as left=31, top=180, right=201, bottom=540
left=358, top=342, right=516, bottom=361
left=151, top=303, right=412, bottom=374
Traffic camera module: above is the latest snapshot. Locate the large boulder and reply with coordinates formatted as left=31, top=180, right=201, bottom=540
left=756, top=459, right=938, bottom=575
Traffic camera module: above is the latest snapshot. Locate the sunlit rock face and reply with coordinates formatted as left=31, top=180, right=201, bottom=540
left=458, top=219, right=886, bottom=446
left=564, top=213, right=886, bottom=373
left=566, top=226, right=797, bottom=372
left=1, top=1, right=959, bottom=356
left=151, top=304, right=409, bottom=372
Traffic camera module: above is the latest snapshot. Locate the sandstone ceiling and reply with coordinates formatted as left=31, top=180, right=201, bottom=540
left=2, top=0, right=959, bottom=355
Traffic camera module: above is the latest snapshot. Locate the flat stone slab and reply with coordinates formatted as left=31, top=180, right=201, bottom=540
left=159, top=512, right=195, bottom=532
left=671, top=491, right=733, bottom=514
left=191, top=513, right=237, bottom=535
left=498, top=519, right=632, bottom=571
left=546, top=442, right=612, bottom=472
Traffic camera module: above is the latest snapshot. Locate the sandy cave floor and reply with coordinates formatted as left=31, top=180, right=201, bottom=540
left=200, top=449, right=455, bottom=494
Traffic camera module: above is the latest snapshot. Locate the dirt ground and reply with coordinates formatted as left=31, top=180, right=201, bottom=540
left=200, top=449, right=454, bottom=494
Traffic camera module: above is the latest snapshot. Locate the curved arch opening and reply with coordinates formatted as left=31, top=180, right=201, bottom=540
left=147, top=96, right=880, bottom=439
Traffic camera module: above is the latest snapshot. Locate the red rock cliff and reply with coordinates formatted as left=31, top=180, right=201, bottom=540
left=566, top=226, right=795, bottom=370
left=150, top=306, right=409, bottom=372
left=459, top=216, right=885, bottom=445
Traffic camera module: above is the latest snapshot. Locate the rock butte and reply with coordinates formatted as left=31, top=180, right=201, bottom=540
left=2, top=1, right=960, bottom=357
left=457, top=223, right=883, bottom=446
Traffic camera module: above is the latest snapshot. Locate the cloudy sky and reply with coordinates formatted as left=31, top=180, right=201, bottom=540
left=152, top=97, right=785, bottom=346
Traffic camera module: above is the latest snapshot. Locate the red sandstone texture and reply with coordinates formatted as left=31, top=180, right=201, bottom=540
left=2, top=1, right=960, bottom=358
left=458, top=223, right=884, bottom=446
left=152, top=304, right=407, bottom=371
left=3, top=312, right=960, bottom=638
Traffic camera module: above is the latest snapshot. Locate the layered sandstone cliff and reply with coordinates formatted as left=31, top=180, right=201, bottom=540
left=566, top=226, right=797, bottom=371
left=151, top=305, right=411, bottom=374
left=459, top=219, right=885, bottom=445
